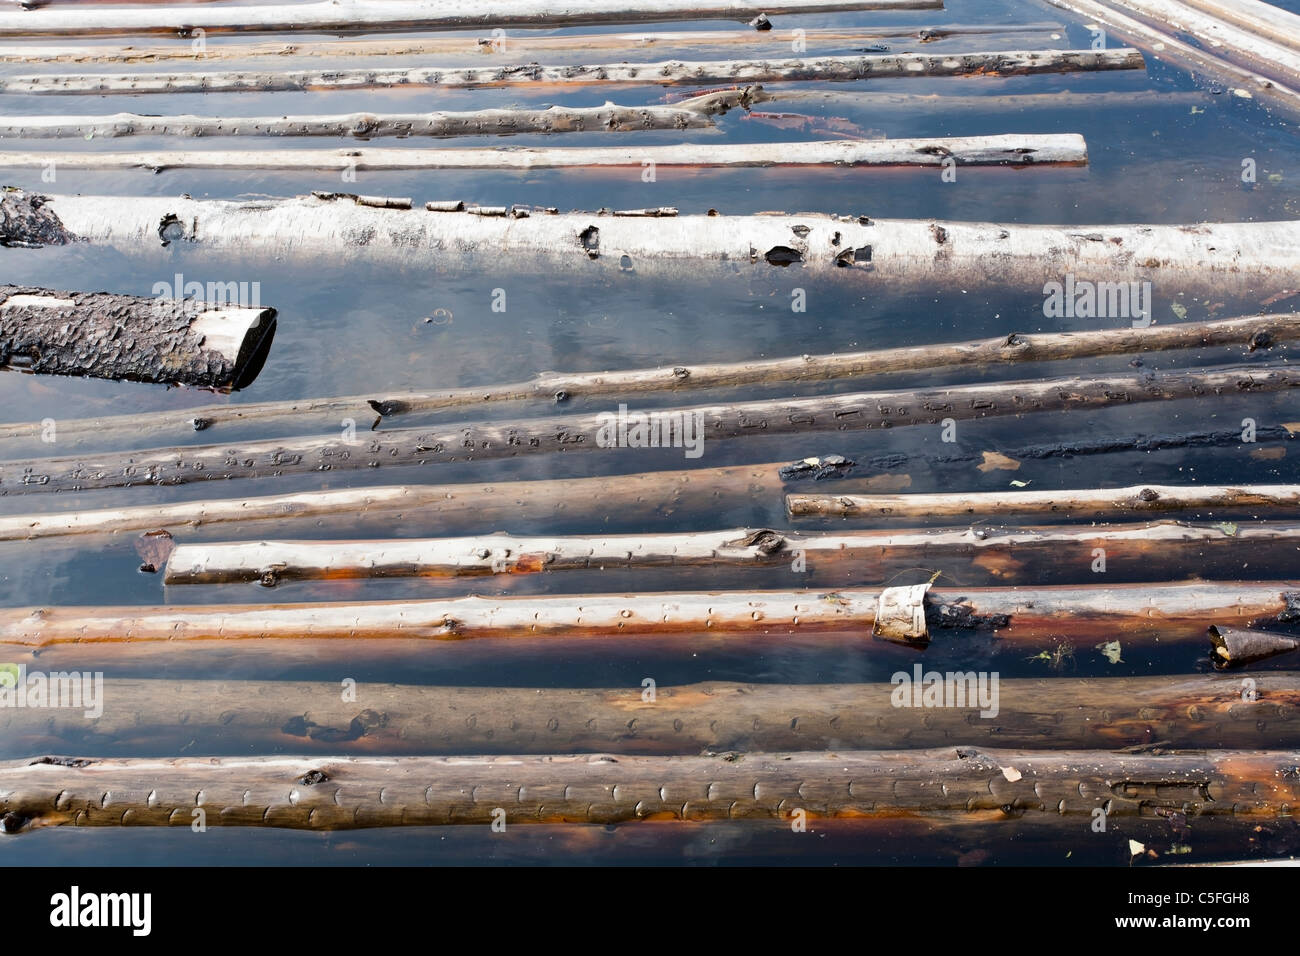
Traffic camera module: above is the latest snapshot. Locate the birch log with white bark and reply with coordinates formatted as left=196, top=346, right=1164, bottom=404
left=0, top=49, right=1143, bottom=95
left=159, top=521, right=1300, bottom=587
left=0, top=311, right=1279, bottom=446
left=5, top=673, right=1295, bottom=754
left=787, top=483, right=1300, bottom=519
left=0, top=24, right=1070, bottom=65
left=6, top=190, right=1298, bottom=296
left=0, top=0, right=943, bottom=38
left=0, top=748, right=1296, bottom=834
left=0, top=103, right=715, bottom=139
left=1, top=365, right=1293, bottom=495
left=0, top=134, right=1090, bottom=174
left=0, top=284, right=274, bottom=387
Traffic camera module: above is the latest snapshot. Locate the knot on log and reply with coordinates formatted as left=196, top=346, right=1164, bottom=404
left=739, top=529, right=786, bottom=555
left=297, top=769, right=330, bottom=785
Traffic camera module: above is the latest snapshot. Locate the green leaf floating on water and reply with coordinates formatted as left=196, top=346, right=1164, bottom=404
left=0, top=663, right=18, bottom=688
left=1096, top=641, right=1123, bottom=664
left=1170, top=301, right=1188, bottom=319
left=1215, top=522, right=1238, bottom=536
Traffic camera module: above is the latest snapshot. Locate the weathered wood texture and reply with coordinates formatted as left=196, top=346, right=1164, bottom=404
left=0, top=133, right=1090, bottom=174
left=0, top=103, right=716, bottom=139
left=7, top=190, right=1298, bottom=297
left=3, top=674, right=1296, bottom=755
left=788, top=483, right=1300, bottom=519
left=0, top=748, right=1295, bottom=832
left=0, top=284, right=274, bottom=388
left=0, top=311, right=1278, bottom=446
left=159, top=521, right=1300, bottom=587
left=1, top=365, right=1293, bottom=495
left=0, top=49, right=1143, bottom=95
left=0, top=0, right=943, bottom=38
left=0, top=24, right=1071, bottom=64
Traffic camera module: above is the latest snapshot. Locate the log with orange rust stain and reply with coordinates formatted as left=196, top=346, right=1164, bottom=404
left=1, top=748, right=1297, bottom=835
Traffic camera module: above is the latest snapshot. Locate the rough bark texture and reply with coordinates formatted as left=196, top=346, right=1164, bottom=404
left=0, top=748, right=1295, bottom=833
left=0, top=311, right=1278, bottom=444
left=10, top=191, right=1300, bottom=298
left=0, top=133, right=1090, bottom=174
left=0, top=103, right=714, bottom=139
left=1, top=364, right=1293, bottom=495
left=3, top=673, right=1296, bottom=754
left=0, top=284, right=275, bottom=387
left=0, top=49, right=1143, bottom=95
left=159, top=520, right=1300, bottom=588
left=788, top=482, right=1300, bottom=519
left=0, top=0, right=943, bottom=37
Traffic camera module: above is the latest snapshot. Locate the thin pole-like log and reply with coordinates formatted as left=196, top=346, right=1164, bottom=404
left=0, top=102, right=717, bottom=139
left=0, top=312, right=1281, bottom=446
left=0, top=0, right=944, bottom=38
left=788, top=483, right=1300, bottom=519
left=159, top=520, right=1300, bottom=587
left=1045, top=0, right=1300, bottom=112
left=0, top=284, right=275, bottom=388
left=0, top=25, right=1071, bottom=64
left=1, top=365, right=1293, bottom=495
left=1179, top=0, right=1300, bottom=52
left=0, top=582, right=1293, bottom=657
left=4, top=673, right=1295, bottom=754
left=8, top=190, right=1299, bottom=297
left=0, top=133, right=1091, bottom=175
left=0, top=748, right=1295, bottom=833
left=0, top=49, right=1143, bottom=96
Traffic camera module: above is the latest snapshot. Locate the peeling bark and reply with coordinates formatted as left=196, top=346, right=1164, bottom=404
left=0, top=284, right=275, bottom=387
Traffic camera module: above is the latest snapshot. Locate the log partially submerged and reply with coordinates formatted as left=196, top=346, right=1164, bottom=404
left=2, top=365, right=1293, bottom=495
left=0, top=284, right=275, bottom=388
left=0, top=49, right=1143, bottom=96
left=0, top=582, right=1294, bottom=660
left=0, top=133, right=1091, bottom=175
left=0, top=103, right=716, bottom=139
left=5, top=673, right=1297, bottom=754
left=1210, top=625, right=1300, bottom=668
left=0, top=312, right=1281, bottom=446
left=0, top=748, right=1295, bottom=833
left=0, top=24, right=1071, bottom=65
left=159, top=520, right=1300, bottom=587
left=7, top=190, right=1298, bottom=297
left=0, top=0, right=943, bottom=38
left=787, top=483, right=1300, bottom=519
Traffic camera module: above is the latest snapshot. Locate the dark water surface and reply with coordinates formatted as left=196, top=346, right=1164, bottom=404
left=0, top=0, right=1297, bottom=865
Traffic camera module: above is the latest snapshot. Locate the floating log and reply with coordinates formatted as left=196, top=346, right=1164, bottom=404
left=0, top=23, right=1071, bottom=64
left=0, top=49, right=1143, bottom=96
left=0, top=748, right=1295, bottom=833
left=788, top=482, right=1300, bottom=519
left=5, top=673, right=1297, bottom=754
left=0, top=312, right=1281, bottom=446
left=159, top=520, right=1300, bottom=588
left=0, top=133, right=1092, bottom=175
left=0, top=582, right=1294, bottom=661
left=0, top=0, right=943, bottom=38
left=1, top=365, right=1293, bottom=495
left=6, top=190, right=1298, bottom=297
left=0, top=102, right=717, bottom=139
left=1210, top=625, right=1300, bottom=668
left=1179, top=0, right=1300, bottom=52
left=0, top=284, right=275, bottom=388
left=1045, top=0, right=1300, bottom=112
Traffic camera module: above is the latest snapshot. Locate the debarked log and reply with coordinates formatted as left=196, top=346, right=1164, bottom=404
left=0, top=311, right=1281, bottom=445
left=0, top=0, right=943, bottom=38
left=1, top=365, right=1294, bottom=495
left=0, top=49, right=1143, bottom=95
left=0, top=284, right=275, bottom=388
left=0, top=102, right=716, bottom=139
left=0, top=133, right=1091, bottom=176
left=6, top=189, right=1298, bottom=297
left=787, top=482, right=1300, bottom=519
left=159, top=520, right=1300, bottom=587
left=0, top=748, right=1296, bottom=833
left=3, top=673, right=1298, bottom=755
left=0, top=582, right=1295, bottom=657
